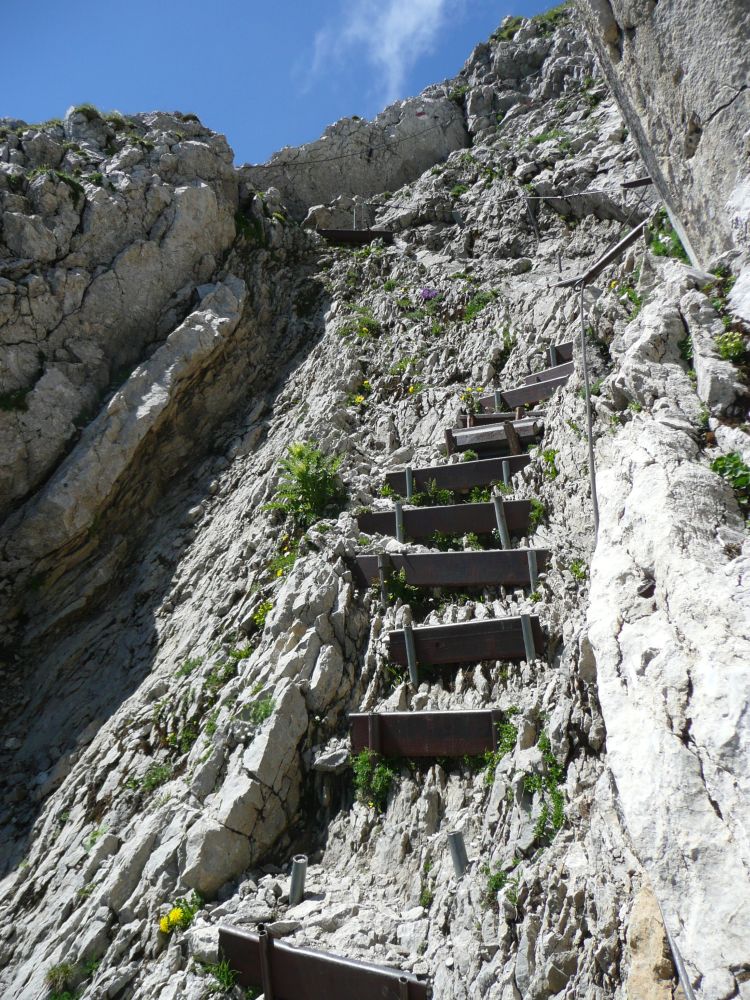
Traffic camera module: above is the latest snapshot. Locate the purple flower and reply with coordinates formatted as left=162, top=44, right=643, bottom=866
left=419, top=287, right=439, bottom=301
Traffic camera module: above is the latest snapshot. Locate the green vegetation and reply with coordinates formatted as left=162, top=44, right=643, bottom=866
left=139, top=762, right=173, bottom=793
left=383, top=278, right=397, bottom=291
left=492, top=15, right=523, bottom=41
left=530, top=128, right=566, bottom=145
left=234, top=210, right=264, bottom=245
left=46, top=962, right=77, bottom=994
left=27, top=166, right=85, bottom=206
left=611, top=267, right=643, bottom=319
left=569, top=559, right=587, bottom=581
left=158, top=892, right=203, bottom=934
left=450, top=183, right=469, bottom=198
left=460, top=385, right=485, bottom=413
left=203, top=959, right=237, bottom=994
left=265, top=442, right=346, bottom=531
left=448, top=83, right=470, bottom=104
left=463, top=290, right=496, bottom=323
left=647, top=208, right=690, bottom=263
left=384, top=567, right=423, bottom=606
left=410, top=479, right=455, bottom=508
left=484, top=713, right=519, bottom=786
left=176, top=655, right=203, bottom=678
left=712, top=452, right=750, bottom=515
left=532, top=2, right=570, bottom=34
left=462, top=448, right=479, bottom=462
left=82, top=826, right=106, bottom=852
left=72, top=103, right=100, bottom=120
left=251, top=599, right=273, bottom=630
left=528, top=498, right=546, bottom=531
left=482, top=861, right=522, bottom=907
left=419, top=886, right=434, bottom=909
left=352, top=749, right=396, bottom=812
left=716, top=330, right=746, bottom=361
left=541, top=448, right=558, bottom=479
left=339, top=307, right=382, bottom=340
left=525, top=730, right=566, bottom=840
left=248, top=697, right=274, bottom=725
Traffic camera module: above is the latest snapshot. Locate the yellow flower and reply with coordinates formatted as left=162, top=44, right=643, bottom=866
left=362, top=380, right=371, bottom=389
left=353, top=394, right=365, bottom=405
left=408, top=385, right=416, bottom=394
left=168, top=906, right=184, bottom=928
left=276, top=569, right=283, bottom=577
left=159, top=915, right=170, bottom=934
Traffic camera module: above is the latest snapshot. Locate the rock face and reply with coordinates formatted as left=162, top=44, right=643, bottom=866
left=0, top=8, right=748, bottom=1000
left=574, top=0, right=750, bottom=267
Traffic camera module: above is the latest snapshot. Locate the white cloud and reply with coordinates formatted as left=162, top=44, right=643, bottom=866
left=312, top=0, right=450, bottom=104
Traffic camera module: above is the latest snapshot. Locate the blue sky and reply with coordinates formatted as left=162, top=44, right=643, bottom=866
left=2, top=0, right=556, bottom=165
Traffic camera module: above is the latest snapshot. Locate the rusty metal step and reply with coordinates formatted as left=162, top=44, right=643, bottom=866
left=351, top=709, right=505, bottom=757
left=317, top=228, right=395, bottom=246
left=455, top=409, right=544, bottom=427
left=220, top=925, right=428, bottom=1000
left=523, top=361, right=573, bottom=385
left=447, top=419, right=541, bottom=457
left=478, top=375, right=568, bottom=412
left=357, top=500, right=531, bottom=541
left=384, top=456, right=531, bottom=497
left=388, top=614, right=544, bottom=667
left=353, top=549, right=549, bottom=589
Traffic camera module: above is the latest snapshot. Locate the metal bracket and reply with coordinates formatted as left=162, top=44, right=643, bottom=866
left=258, top=925, right=275, bottom=1000
left=501, top=459, right=511, bottom=488
left=493, top=389, right=502, bottom=413
left=394, top=501, right=405, bottom=543
left=492, top=494, right=511, bottom=549
left=404, top=623, right=419, bottom=688
left=520, top=614, right=535, bottom=663
left=377, top=553, right=389, bottom=607
left=368, top=713, right=381, bottom=754
left=527, top=549, right=538, bottom=591
left=405, top=466, right=414, bottom=501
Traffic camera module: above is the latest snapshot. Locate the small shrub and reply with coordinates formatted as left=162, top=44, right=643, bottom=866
left=484, top=714, right=519, bottom=785
left=140, top=762, right=173, bottom=793
left=82, top=827, right=106, bottom=852
left=27, top=167, right=85, bottom=206
left=529, top=590, right=542, bottom=603
left=265, top=442, right=346, bottom=531
left=352, top=749, right=396, bottom=811
left=462, top=448, right=479, bottom=462
left=419, top=886, right=434, bottom=909
left=383, top=278, right=397, bottom=291
left=450, top=183, right=469, bottom=198
left=647, top=208, right=690, bottom=263
left=385, top=567, right=423, bottom=606
left=463, top=291, right=496, bottom=323
left=72, top=102, right=100, bottom=120
left=176, top=655, right=203, bottom=678
left=411, top=479, right=454, bottom=508
left=492, top=15, right=522, bottom=41
left=248, top=697, right=274, bottom=725
left=379, top=482, right=398, bottom=499
left=339, top=308, right=382, bottom=340
left=157, top=892, right=203, bottom=935
left=712, top=453, right=750, bottom=514
left=460, top=385, right=485, bottom=413
left=88, top=171, right=104, bottom=186
left=532, top=2, right=570, bottom=34
left=569, top=559, right=587, bottom=581
left=46, top=962, right=77, bottom=993
left=541, top=448, right=558, bottom=479
left=530, top=128, right=566, bottom=145
left=448, top=84, right=470, bottom=104
left=528, top=498, right=546, bottom=530
left=252, top=599, right=273, bottom=630
left=716, top=330, right=745, bottom=361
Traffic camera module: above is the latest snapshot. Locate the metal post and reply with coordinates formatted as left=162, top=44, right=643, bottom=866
left=258, top=925, right=275, bottom=1000
left=658, top=906, right=698, bottom=1000
left=444, top=428, right=456, bottom=456
left=493, top=390, right=502, bottom=413
left=404, top=623, right=419, bottom=688
left=447, top=831, right=469, bottom=878
left=502, top=459, right=511, bottom=488
left=523, top=194, right=540, bottom=238
left=527, top=549, right=538, bottom=591
left=377, top=553, right=389, bottom=606
left=492, top=494, right=511, bottom=549
left=548, top=344, right=558, bottom=367
left=398, top=976, right=410, bottom=1000
left=405, top=466, right=414, bottom=500
left=289, top=855, right=307, bottom=907
left=394, top=501, right=405, bottom=543
left=557, top=252, right=562, bottom=274
left=520, top=614, right=535, bottom=663
left=579, top=282, right=600, bottom=538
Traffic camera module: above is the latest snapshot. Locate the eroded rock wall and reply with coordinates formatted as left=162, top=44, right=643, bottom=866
left=574, top=0, right=750, bottom=266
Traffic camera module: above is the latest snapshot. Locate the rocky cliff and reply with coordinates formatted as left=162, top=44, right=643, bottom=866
left=1, top=6, right=748, bottom=1000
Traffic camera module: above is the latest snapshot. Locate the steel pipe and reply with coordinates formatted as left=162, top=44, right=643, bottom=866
left=289, top=855, right=307, bottom=907
left=447, top=831, right=469, bottom=878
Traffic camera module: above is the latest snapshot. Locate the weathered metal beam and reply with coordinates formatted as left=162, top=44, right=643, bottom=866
left=554, top=219, right=649, bottom=288
left=317, top=228, right=395, bottom=246
left=621, top=176, right=653, bottom=189
left=357, top=500, right=531, bottom=540
left=219, top=926, right=429, bottom=1000
left=479, top=376, right=568, bottom=411
left=452, top=419, right=540, bottom=451
left=523, top=361, right=573, bottom=385
left=350, top=709, right=504, bottom=757
left=384, top=456, right=531, bottom=496
left=388, top=615, right=544, bottom=667
left=553, top=340, right=573, bottom=362
left=353, top=549, right=549, bottom=589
